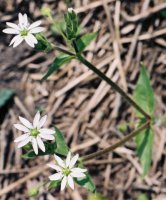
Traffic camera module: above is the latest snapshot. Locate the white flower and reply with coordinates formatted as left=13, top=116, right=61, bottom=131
left=68, top=8, right=74, bottom=13
left=48, top=152, right=87, bottom=191
left=3, top=13, right=45, bottom=48
left=14, top=111, right=55, bottom=155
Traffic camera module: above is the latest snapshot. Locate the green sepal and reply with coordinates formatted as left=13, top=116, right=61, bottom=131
left=35, top=33, right=53, bottom=53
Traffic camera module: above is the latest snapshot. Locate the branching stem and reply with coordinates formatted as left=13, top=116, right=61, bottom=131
left=81, top=120, right=150, bottom=161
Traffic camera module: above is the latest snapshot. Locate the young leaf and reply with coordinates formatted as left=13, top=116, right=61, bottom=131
left=0, top=89, right=14, bottom=107
left=76, top=32, right=98, bottom=52
left=75, top=173, right=96, bottom=193
left=135, top=124, right=154, bottom=176
left=64, top=9, right=78, bottom=40
left=133, top=64, right=154, bottom=118
left=55, top=127, right=69, bottom=156
left=42, top=54, right=73, bottom=80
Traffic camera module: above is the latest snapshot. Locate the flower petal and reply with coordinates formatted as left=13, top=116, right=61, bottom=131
left=33, top=111, right=40, bottom=128
left=38, top=115, right=47, bottom=128
left=17, top=137, right=31, bottom=148
left=6, top=22, right=19, bottom=30
left=28, top=20, right=41, bottom=30
left=47, top=164, right=62, bottom=172
left=18, top=13, right=25, bottom=28
left=70, top=171, right=86, bottom=178
left=14, top=133, right=30, bottom=143
left=49, top=172, right=63, bottom=181
left=12, top=36, right=24, bottom=48
left=71, top=168, right=87, bottom=173
left=39, top=133, right=55, bottom=140
left=32, top=138, right=38, bottom=155
left=61, top=176, right=67, bottom=191
left=67, top=175, right=74, bottom=190
left=19, top=116, right=33, bottom=129
left=69, top=154, right=79, bottom=169
left=36, top=136, right=45, bottom=152
left=29, top=27, right=45, bottom=34
left=66, top=152, right=71, bottom=167
left=9, top=35, right=21, bottom=46
left=24, top=34, right=37, bottom=48
left=54, top=155, right=65, bottom=168
left=3, top=28, right=19, bottom=34
left=14, top=124, right=30, bottom=132
left=40, top=128, right=55, bottom=135
left=23, top=14, right=28, bottom=27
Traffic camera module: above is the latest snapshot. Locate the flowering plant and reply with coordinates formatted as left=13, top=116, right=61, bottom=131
left=2, top=7, right=157, bottom=198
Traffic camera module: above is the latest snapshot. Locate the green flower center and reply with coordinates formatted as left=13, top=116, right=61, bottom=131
left=63, top=168, right=71, bottom=176
left=30, top=128, right=39, bottom=137
left=20, top=29, right=29, bottom=36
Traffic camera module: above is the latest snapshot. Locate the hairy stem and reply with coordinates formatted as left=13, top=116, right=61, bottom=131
left=81, top=120, right=150, bottom=161
left=76, top=54, right=151, bottom=119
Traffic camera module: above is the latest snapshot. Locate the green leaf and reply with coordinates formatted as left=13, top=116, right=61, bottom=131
left=48, top=180, right=61, bottom=190
left=64, top=9, right=78, bottom=40
left=133, top=64, right=154, bottom=118
left=160, top=9, right=166, bottom=18
left=88, top=193, right=107, bottom=200
left=35, top=33, right=53, bottom=53
left=134, top=64, right=155, bottom=176
left=76, top=32, right=98, bottom=52
left=55, top=127, right=69, bottom=156
left=75, top=173, right=96, bottom=193
left=137, top=194, right=149, bottom=200
left=42, top=54, right=73, bottom=80
left=0, top=89, right=14, bottom=107
left=135, top=123, right=154, bottom=176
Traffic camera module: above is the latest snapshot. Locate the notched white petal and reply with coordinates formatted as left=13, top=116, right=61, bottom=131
left=14, top=133, right=29, bottom=143
left=69, top=154, right=79, bottom=169
left=40, top=128, right=55, bottom=135
left=67, top=175, right=74, bottom=190
left=28, top=20, right=42, bottom=30
left=54, top=155, right=65, bottom=168
left=3, top=28, right=19, bottom=34
left=39, top=133, right=55, bottom=140
left=38, top=115, right=47, bottom=128
left=47, top=164, right=62, bottom=172
left=61, top=176, right=67, bottom=191
left=19, top=116, right=33, bottom=129
left=49, top=172, right=63, bottom=181
left=36, top=136, right=45, bottom=152
left=32, top=138, right=38, bottom=155
left=33, top=111, right=40, bottom=128
left=14, top=124, right=30, bottom=132
left=17, top=137, right=31, bottom=148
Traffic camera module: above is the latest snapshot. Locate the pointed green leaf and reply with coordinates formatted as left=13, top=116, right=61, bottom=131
left=133, top=64, right=154, bottom=118
left=55, top=127, right=69, bottom=156
left=0, top=89, right=14, bottom=107
left=76, top=32, right=98, bottom=52
left=42, top=54, right=73, bottom=80
left=135, top=124, right=154, bottom=176
left=75, top=173, right=96, bottom=193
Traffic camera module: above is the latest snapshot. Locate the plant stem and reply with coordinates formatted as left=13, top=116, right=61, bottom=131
left=81, top=120, right=150, bottom=161
left=76, top=54, right=151, bottom=119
